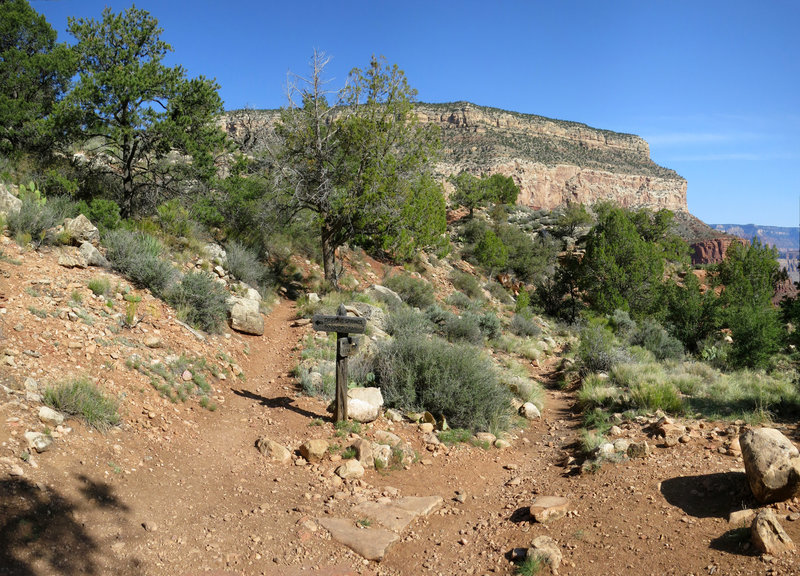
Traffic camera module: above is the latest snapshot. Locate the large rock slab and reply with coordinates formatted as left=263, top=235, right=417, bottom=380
left=365, top=284, right=402, bottom=307
left=352, top=496, right=442, bottom=532
left=228, top=295, right=264, bottom=335
left=751, top=508, right=796, bottom=555
left=347, top=387, right=384, bottom=423
left=317, top=518, right=398, bottom=561
left=740, top=428, right=800, bottom=504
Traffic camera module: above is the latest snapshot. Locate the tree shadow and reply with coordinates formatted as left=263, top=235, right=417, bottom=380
left=0, top=476, right=139, bottom=576
left=660, top=471, right=752, bottom=519
left=232, top=388, right=326, bottom=420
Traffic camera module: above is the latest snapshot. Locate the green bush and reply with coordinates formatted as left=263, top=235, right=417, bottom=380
left=375, top=334, right=512, bottom=432
left=7, top=189, right=64, bottom=246
left=166, top=271, right=229, bottom=333
left=104, top=229, right=178, bottom=297
left=88, top=277, right=111, bottom=296
left=477, top=311, right=502, bottom=340
left=629, top=379, right=683, bottom=414
left=444, top=312, right=483, bottom=344
left=473, top=229, right=508, bottom=272
left=578, top=320, right=619, bottom=374
left=384, top=274, right=436, bottom=309
left=77, top=198, right=121, bottom=231
left=630, top=319, right=684, bottom=360
left=510, top=313, right=541, bottom=337
left=43, top=377, right=120, bottom=431
left=387, top=307, right=435, bottom=336
left=449, top=269, right=483, bottom=300
left=225, top=240, right=265, bottom=287
left=445, top=291, right=474, bottom=310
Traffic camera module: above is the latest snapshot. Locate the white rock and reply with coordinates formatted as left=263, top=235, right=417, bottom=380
left=38, top=406, right=65, bottom=427
left=519, top=402, right=541, bottom=420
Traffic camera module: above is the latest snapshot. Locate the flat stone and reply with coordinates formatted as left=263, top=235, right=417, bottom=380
left=729, top=508, right=756, bottom=526
left=530, top=495, right=570, bottom=524
left=352, top=501, right=419, bottom=532
left=373, top=430, right=402, bottom=447
left=317, top=517, right=399, bottom=561
left=392, top=496, right=443, bottom=516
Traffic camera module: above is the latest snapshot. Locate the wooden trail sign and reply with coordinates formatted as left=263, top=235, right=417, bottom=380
left=311, top=304, right=364, bottom=422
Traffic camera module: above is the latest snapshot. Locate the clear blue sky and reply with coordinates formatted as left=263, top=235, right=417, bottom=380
left=33, top=0, right=800, bottom=227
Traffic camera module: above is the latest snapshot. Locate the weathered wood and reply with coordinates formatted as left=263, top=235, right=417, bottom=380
left=312, top=314, right=366, bottom=334
left=335, top=331, right=348, bottom=422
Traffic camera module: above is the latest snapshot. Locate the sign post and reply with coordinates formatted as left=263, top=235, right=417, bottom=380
left=311, top=304, right=366, bottom=423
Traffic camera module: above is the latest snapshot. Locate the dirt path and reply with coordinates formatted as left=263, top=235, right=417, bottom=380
left=4, top=297, right=800, bottom=576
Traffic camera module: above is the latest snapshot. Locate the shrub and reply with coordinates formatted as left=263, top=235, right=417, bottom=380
left=510, top=313, right=541, bottom=337
left=629, top=379, right=683, bottom=414
left=630, top=319, right=684, bottom=360
left=578, top=373, right=622, bottom=410
left=609, top=309, right=637, bottom=337
left=104, top=229, right=178, bottom=297
left=375, top=334, right=512, bottom=431
left=43, top=377, right=120, bottom=431
left=225, top=240, right=265, bottom=287
left=424, top=304, right=452, bottom=326
left=384, top=274, right=436, bottom=309
left=7, top=189, right=64, bottom=246
left=444, top=312, right=483, bottom=344
left=88, top=277, right=111, bottom=296
left=449, top=269, right=483, bottom=300
left=156, top=199, right=194, bottom=238
left=485, top=281, right=513, bottom=304
left=387, top=307, right=434, bottom=337
left=473, top=229, right=508, bottom=271
left=477, top=311, right=502, bottom=340
left=578, top=320, right=618, bottom=374
left=77, top=198, right=121, bottom=231
left=166, top=271, right=229, bottom=333
left=446, top=290, right=473, bottom=310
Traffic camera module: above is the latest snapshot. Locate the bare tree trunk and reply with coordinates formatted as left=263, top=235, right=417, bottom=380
left=321, top=224, right=339, bottom=290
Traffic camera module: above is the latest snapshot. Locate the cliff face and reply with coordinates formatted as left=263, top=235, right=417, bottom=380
left=690, top=237, right=747, bottom=266
left=222, top=102, right=689, bottom=214
left=414, top=102, right=688, bottom=213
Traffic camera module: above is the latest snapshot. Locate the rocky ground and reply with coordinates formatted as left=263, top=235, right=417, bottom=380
left=1, top=236, right=799, bottom=576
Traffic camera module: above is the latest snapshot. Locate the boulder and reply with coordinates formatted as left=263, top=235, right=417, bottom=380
left=0, top=183, right=21, bottom=217
left=350, top=302, right=389, bottom=332
left=350, top=438, right=374, bottom=468
left=365, top=284, right=403, bottom=307
left=79, top=242, right=110, bottom=267
left=298, top=439, right=329, bottom=462
left=740, top=428, right=800, bottom=504
left=228, top=295, right=264, bottom=335
left=63, top=214, right=100, bottom=245
left=204, top=243, right=226, bottom=265
left=751, top=508, right=796, bottom=555
left=347, top=387, right=384, bottom=423
left=256, top=437, right=291, bottom=464
left=58, top=249, right=87, bottom=269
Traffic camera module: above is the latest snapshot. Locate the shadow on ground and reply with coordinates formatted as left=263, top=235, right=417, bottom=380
left=0, top=476, right=139, bottom=576
left=660, top=471, right=752, bottom=519
left=233, top=388, right=325, bottom=420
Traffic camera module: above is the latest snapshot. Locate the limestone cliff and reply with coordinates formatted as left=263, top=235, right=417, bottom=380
left=222, top=101, right=688, bottom=213
left=414, top=102, right=687, bottom=213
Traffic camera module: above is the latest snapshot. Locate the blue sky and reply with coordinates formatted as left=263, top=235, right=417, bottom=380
left=33, top=0, right=800, bottom=227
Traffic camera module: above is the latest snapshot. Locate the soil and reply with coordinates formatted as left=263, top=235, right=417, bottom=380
left=1, top=238, right=799, bottom=576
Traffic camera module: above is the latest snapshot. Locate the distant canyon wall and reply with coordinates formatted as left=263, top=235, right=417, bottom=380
left=413, top=103, right=688, bottom=214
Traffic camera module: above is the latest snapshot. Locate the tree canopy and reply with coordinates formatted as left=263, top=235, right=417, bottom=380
left=65, top=5, right=225, bottom=217
left=0, top=0, right=75, bottom=154
left=449, top=172, right=520, bottom=217
left=274, top=52, right=446, bottom=286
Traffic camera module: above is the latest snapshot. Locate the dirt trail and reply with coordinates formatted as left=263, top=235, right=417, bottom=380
left=4, top=296, right=800, bottom=576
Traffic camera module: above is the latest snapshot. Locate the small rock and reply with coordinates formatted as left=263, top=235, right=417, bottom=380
left=181, top=370, right=193, bottom=382
left=474, top=432, right=496, bottom=445
left=24, top=432, right=53, bottom=453
left=350, top=438, right=374, bottom=468
left=335, top=459, right=365, bottom=479
left=9, top=465, right=24, bottom=477
left=519, top=402, right=541, bottom=420
left=751, top=508, right=795, bottom=555
left=299, top=439, right=329, bottom=462
left=373, top=430, right=402, bottom=447
left=609, top=425, right=623, bottom=436
left=419, top=422, right=434, bottom=434
left=38, top=406, right=65, bottom=427
left=527, top=535, right=562, bottom=573
left=384, top=408, right=404, bottom=422
left=142, top=521, right=158, bottom=533
left=627, top=441, right=651, bottom=459
left=729, top=508, right=756, bottom=526
left=144, top=336, right=162, bottom=349
left=494, top=439, right=511, bottom=449
left=256, top=437, right=291, bottom=465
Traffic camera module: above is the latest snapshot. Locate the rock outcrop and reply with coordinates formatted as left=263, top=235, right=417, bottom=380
left=691, top=237, right=748, bottom=266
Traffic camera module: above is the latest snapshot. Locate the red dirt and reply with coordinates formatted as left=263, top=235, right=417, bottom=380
left=2, top=237, right=799, bottom=576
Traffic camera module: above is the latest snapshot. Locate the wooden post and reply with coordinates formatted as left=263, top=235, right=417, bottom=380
left=335, top=304, right=348, bottom=423
left=311, top=305, right=365, bottom=425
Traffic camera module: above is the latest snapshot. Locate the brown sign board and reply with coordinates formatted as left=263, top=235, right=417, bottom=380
left=312, top=314, right=366, bottom=334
